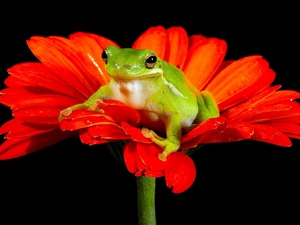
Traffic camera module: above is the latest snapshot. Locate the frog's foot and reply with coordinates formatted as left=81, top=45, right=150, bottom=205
left=58, top=100, right=103, bottom=122
left=141, top=128, right=180, bottom=162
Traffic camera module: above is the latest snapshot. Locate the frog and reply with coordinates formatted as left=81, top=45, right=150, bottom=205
left=59, top=46, right=219, bottom=161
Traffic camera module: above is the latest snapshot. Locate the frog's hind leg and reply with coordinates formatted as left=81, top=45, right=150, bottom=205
left=141, top=92, right=183, bottom=161
left=195, top=90, right=219, bottom=123
left=141, top=107, right=182, bottom=162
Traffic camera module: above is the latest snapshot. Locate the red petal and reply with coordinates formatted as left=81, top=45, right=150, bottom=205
left=121, top=122, right=152, bottom=143
left=201, top=121, right=254, bottom=143
left=132, top=26, right=166, bottom=59
left=182, top=117, right=228, bottom=143
left=215, top=60, right=236, bottom=74
left=218, top=69, right=276, bottom=112
left=183, top=38, right=227, bottom=90
left=6, top=93, right=78, bottom=123
left=136, top=154, right=148, bottom=173
left=222, top=85, right=281, bottom=120
left=0, top=119, right=20, bottom=135
left=27, top=36, right=94, bottom=98
left=61, top=109, right=130, bottom=144
left=12, top=94, right=79, bottom=110
left=261, top=90, right=300, bottom=105
left=87, top=123, right=128, bottom=140
left=164, top=152, right=196, bottom=193
left=123, top=141, right=139, bottom=173
left=60, top=110, right=114, bottom=131
left=270, top=115, right=300, bottom=123
left=188, top=130, right=230, bottom=149
left=250, top=124, right=292, bottom=146
left=206, top=56, right=275, bottom=110
left=228, top=89, right=300, bottom=122
left=0, top=86, right=69, bottom=108
left=180, top=119, right=253, bottom=150
left=0, top=119, right=57, bottom=138
left=7, top=62, right=86, bottom=100
left=188, top=35, right=207, bottom=49
left=69, top=32, right=117, bottom=85
left=78, top=129, right=115, bottom=145
left=145, top=170, right=164, bottom=177
left=71, top=32, right=119, bottom=50
left=136, top=142, right=166, bottom=171
left=48, top=36, right=106, bottom=93
left=164, top=27, right=188, bottom=69
left=264, top=122, right=300, bottom=136
left=13, top=107, right=63, bottom=124
left=135, top=171, right=144, bottom=176
left=98, top=100, right=141, bottom=127
left=4, top=75, right=34, bottom=87
left=236, top=106, right=300, bottom=124
left=286, top=133, right=300, bottom=139
left=0, top=129, right=75, bottom=160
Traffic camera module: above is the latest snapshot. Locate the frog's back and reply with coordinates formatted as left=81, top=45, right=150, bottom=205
left=160, top=60, right=197, bottom=102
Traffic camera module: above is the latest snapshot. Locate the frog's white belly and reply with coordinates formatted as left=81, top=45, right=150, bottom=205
left=108, top=79, right=155, bottom=110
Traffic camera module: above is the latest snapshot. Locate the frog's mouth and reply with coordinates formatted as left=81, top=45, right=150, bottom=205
left=109, top=70, right=162, bottom=80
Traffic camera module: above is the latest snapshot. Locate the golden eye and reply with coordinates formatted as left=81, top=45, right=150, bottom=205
left=145, top=54, right=157, bottom=69
left=102, top=50, right=108, bottom=64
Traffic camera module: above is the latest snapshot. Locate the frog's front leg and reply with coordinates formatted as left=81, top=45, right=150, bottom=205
left=195, top=90, right=219, bottom=123
left=58, top=86, right=106, bottom=122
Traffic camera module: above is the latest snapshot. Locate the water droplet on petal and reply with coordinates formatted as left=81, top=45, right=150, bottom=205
left=85, top=120, right=92, bottom=125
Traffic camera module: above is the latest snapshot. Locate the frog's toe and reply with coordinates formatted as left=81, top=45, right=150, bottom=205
left=62, top=107, right=73, bottom=116
left=141, top=127, right=152, bottom=138
left=58, top=108, right=73, bottom=122
left=158, top=141, right=179, bottom=161
left=158, top=152, right=167, bottom=162
left=141, top=128, right=180, bottom=161
left=141, top=128, right=164, bottom=140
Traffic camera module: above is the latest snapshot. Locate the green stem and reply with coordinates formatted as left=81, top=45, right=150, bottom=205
left=136, top=176, right=156, bottom=225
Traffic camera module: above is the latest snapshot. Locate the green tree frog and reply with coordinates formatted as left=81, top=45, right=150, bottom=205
left=60, top=46, right=219, bottom=161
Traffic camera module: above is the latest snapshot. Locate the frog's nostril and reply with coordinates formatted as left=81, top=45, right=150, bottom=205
left=125, top=64, right=131, bottom=69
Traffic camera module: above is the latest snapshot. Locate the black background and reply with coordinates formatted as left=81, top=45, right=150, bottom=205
left=1, top=2, right=299, bottom=224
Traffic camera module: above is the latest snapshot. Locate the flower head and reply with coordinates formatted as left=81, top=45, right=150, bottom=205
left=1, top=26, right=300, bottom=193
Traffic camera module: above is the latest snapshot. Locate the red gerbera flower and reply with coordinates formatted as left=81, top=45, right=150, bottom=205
left=1, top=26, right=300, bottom=193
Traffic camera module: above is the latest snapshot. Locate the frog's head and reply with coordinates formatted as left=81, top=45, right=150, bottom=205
left=102, top=46, right=163, bottom=80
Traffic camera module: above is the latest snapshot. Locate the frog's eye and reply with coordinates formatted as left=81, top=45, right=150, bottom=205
left=102, top=50, right=108, bottom=64
left=145, top=54, right=157, bottom=69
